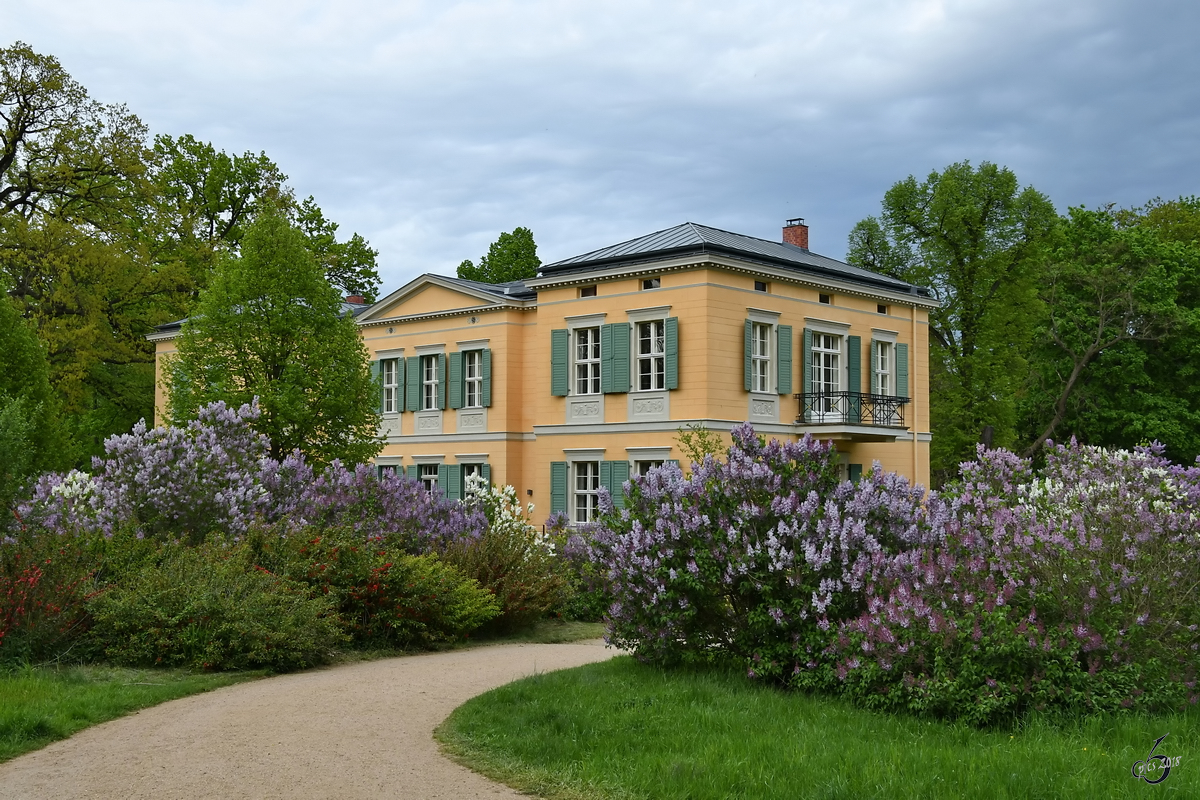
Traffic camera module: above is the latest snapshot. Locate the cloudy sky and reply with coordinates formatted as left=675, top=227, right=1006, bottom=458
left=9, top=0, right=1199, bottom=290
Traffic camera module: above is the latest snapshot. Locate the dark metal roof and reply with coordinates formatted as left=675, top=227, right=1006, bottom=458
left=541, top=222, right=929, bottom=297
left=436, top=275, right=537, bottom=301
left=152, top=300, right=372, bottom=335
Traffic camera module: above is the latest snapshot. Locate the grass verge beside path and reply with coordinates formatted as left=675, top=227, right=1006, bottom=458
left=437, top=656, right=1199, bottom=800
left=0, top=665, right=261, bottom=764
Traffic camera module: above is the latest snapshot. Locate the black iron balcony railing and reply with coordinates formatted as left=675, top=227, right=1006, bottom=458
left=794, top=392, right=909, bottom=428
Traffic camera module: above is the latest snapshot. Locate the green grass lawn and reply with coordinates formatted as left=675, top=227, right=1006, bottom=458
left=437, top=656, right=1199, bottom=800
left=0, top=664, right=261, bottom=764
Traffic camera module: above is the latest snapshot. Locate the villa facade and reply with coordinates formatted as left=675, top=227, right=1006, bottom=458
left=151, top=219, right=936, bottom=524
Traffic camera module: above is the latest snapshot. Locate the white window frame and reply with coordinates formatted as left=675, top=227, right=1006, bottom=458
left=875, top=340, right=892, bottom=396
left=418, top=463, right=439, bottom=493
left=382, top=358, right=399, bottom=414
left=421, top=354, right=438, bottom=411
left=463, top=350, right=483, bottom=408
left=812, top=332, right=842, bottom=413
left=574, top=326, right=601, bottom=396
left=634, top=459, right=664, bottom=476
left=636, top=319, right=666, bottom=392
left=752, top=322, right=772, bottom=394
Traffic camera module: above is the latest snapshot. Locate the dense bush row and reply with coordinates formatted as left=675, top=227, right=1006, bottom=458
left=1, top=402, right=587, bottom=671
left=590, top=424, right=1200, bottom=725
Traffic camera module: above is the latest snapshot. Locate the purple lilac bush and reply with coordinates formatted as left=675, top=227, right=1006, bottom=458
left=590, top=424, right=1200, bottom=724
left=16, top=401, right=484, bottom=550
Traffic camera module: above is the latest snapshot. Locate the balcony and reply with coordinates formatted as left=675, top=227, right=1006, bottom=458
left=793, top=391, right=910, bottom=442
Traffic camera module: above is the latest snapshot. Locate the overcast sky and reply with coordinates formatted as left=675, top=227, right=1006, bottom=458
left=9, top=0, right=1199, bottom=291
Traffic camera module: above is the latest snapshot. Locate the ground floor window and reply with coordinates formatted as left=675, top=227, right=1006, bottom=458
left=462, top=463, right=485, bottom=495
left=419, top=463, right=439, bottom=493
left=574, top=461, right=600, bottom=523
left=634, top=459, right=664, bottom=477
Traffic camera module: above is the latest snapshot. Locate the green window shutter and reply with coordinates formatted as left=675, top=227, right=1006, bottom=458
left=848, top=336, right=861, bottom=393
left=849, top=463, right=863, bottom=483
left=869, top=339, right=879, bottom=395
left=481, top=348, right=492, bottom=407
left=896, top=343, right=909, bottom=398
left=448, top=352, right=463, bottom=409
left=407, top=464, right=418, bottom=481
left=665, top=317, right=679, bottom=390
left=370, top=360, right=382, bottom=413
left=437, top=353, right=447, bottom=409
left=803, top=328, right=813, bottom=395
left=743, top=319, right=753, bottom=391
left=550, top=462, right=568, bottom=514
left=610, top=323, right=630, bottom=393
left=481, top=464, right=492, bottom=485
left=599, top=323, right=613, bottom=394
left=396, top=357, right=406, bottom=410
left=550, top=329, right=569, bottom=396
left=444, top=464, right=462, bottom=501
left=847, top=335, right=862, bottom=423
left=777, top=325, right=793, bottom=395
left=405, top=356, right=420, bottom=411
left=605, top=460, right=630, bottom=509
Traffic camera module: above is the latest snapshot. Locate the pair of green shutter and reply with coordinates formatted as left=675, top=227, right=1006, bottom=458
left=549, top=460, right=681, bottom=514
left=790, top=331, right=909, bottom=398
left=371, top=350, right=492, bottom=413
left=742, top=321, right=795, bottom=394
left=550, top=320, right=679, bottom=396
left=405, top=463, right=491, bottom=499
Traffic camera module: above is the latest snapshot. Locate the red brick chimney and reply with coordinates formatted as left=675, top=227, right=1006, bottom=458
left=783, top=218, right=809, bottom=250
left=345, top=294, right=366, bottom=304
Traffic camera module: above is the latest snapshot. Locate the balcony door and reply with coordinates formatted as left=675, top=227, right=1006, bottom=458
left=812, top=333, right=842, bottom=421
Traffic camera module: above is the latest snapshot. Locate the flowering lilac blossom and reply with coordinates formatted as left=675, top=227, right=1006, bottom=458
left=16, top=401, right=484, bottom=549
left=587, top=425, right=1200, bottom=722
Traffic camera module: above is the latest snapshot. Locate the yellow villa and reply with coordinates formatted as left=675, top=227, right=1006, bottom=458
left=151, top=219, right=935, bottom=524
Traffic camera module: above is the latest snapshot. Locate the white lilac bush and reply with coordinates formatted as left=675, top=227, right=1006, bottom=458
left=589, top=424, right=1200, bottom=724
left=16, top=400, right=485, bottom=549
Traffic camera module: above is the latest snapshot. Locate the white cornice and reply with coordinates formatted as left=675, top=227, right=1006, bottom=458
left=526, top=254, right=940, bottom=309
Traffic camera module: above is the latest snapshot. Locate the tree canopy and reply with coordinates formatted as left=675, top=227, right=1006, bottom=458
left=0, top=40, right=381, bottom=465
left=0, top=282, right=65, bottom=524
left=847, top=161, right=1058, bottom=481
left=167, top=204, right=381, bottom=467
left=457, top=226, right=540, bottom=284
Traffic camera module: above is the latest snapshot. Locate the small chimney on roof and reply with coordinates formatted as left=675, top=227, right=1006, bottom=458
left=783, top=218, right=809, bottom=250
left=345, top=294, right=365, bottom=304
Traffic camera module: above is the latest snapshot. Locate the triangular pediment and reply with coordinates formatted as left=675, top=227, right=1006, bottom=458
left=358, top=274, right=515, bottom=322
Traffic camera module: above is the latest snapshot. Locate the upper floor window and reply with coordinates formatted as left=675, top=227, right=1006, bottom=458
left=575, top=327, right=601, bottom=395
left=754, top=281, right=768, bottom=293
left=874, top=340, right=892, bottom=396
left=751, top=322, right=771, bottom=393
left=819, top=293, right=832, bottom=305
left=421, top=354, right=439, bottom=410
left=637, top=320, right=666, bottom=391
left=579, top=285, right=597, bottom=298
left=382, top=358, right=399, bottom=414
left=812, top=333, right=841, bottom=412
left=642, top=277, right=661, bottom=290
left=464, top=350, right=483, bottom=408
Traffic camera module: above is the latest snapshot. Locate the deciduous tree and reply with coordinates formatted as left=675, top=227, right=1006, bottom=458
left=457, top=226, right=540, bottom=284
left=848, top=162, right=1057, bottom=482
left=167, top=204, right=380, bottom=466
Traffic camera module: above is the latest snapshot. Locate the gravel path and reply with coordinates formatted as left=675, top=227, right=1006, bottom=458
left=0, top=640, right=614, bottom=799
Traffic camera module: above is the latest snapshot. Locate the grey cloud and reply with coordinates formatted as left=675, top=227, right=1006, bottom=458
left=8, top=0, right=1199, bottom=289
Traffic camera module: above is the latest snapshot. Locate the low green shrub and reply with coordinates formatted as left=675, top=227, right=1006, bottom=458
left=87, top=543, right=344, bottom=671
left=443, top=481, right=570, bottom=633
left=249, top=525, right=500, bottom=648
